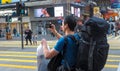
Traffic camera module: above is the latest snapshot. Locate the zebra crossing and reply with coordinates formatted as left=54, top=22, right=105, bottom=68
left=0, top=50, right=119, bottom=71
left=0, top=37, right=120, bottom=71
left=0, top=51, right=37, bottom=71
left=107, top=35, right=120, bottom=40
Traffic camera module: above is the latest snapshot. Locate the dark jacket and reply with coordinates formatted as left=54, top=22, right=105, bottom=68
left=25, top=30, right=32, bottom=39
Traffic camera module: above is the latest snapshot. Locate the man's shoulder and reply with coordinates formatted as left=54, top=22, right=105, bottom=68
left=74, top=33, right=80, bottom=39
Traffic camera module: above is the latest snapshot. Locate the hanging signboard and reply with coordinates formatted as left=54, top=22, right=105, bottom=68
left=93, top=7, right=100, bottom=14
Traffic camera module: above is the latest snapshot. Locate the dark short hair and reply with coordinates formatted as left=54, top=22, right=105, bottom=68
left=64, top=15, right=77, bottom=31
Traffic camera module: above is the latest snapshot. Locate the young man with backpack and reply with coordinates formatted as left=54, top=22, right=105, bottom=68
left=41, top=15, right=80, bottom=71
left=39, top=14, right=109, bottom=71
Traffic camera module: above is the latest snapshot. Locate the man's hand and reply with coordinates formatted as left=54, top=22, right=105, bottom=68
left=41, top=39, right=47, bottom=47
left=48, top=24, right=62, bottom=39
left=41, top=38, right=58, bottom=59
left=48, top=24, right=56, bottom=33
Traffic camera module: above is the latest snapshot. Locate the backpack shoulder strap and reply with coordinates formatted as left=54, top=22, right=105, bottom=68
left=88, top=38, right=96, bottom=71
left=63, top=36, right=68, bottom=49
left=67, top=35, right=79, bottom=45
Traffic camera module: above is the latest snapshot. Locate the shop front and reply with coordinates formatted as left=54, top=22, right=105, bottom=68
left=103, top=10, right=119, bottom=21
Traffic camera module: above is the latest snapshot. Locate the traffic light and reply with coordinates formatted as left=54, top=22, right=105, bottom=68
left=16, top=2, right=25, bottom=16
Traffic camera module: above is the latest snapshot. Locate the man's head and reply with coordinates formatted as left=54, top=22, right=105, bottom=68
left=76, top=18, right=83, bottom=26
left=26, top=26, right=29, bottom=30
left=62, top=15, right=77, bottom=32
left=41, top=8, right=47, bottom=14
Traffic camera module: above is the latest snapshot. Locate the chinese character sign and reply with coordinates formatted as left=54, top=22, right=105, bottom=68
left=2, top=0, right=11, bottom=4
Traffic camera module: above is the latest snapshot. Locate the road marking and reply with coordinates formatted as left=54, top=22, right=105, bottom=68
left=107, top=59, right=120, bottom=62
left=115, top=36, right=120, bottom=40
left=117, top=62, right=120, bottom=71
left=0, top=58, right=119, bottom=67
left=1, top=51, right=120, bottom=56
left=109, top=55, right=120, bottom=58
left=0, top=58, right=36, bottom=63
left=0, top=54, right=36, bottom=58
left=105, top=64, right=118, bottom=68
left=0, top=64, right=36, bottom=69
left=107, top=35, right=114, bottom=39
left=0, top=64, right=117, bottom=69
left=1, top=54, right=120, bottom=59
left=0, top=45, right=38, bottom=48
left=109, top=46, right=120, bottom=49
left=0, top=51, right=36, bottom=54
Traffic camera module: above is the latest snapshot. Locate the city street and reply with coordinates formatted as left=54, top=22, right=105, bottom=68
left=0, top=35, right=120, bottom=71
left=0, top=0, right=120, bottom=71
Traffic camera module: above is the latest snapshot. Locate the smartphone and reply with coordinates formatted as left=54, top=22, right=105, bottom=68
left=45, top=22, right=52, bottom=28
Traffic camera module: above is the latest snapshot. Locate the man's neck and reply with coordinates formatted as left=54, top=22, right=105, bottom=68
left=65, top=31, right=74, bottom=35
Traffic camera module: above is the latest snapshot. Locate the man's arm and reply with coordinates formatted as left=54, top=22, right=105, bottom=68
left=52, top=30, right=62, bottom=39
left=41, top=39, right=58, bottom=59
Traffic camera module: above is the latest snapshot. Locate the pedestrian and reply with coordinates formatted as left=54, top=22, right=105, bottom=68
left=38, top=15, right=80, bottom=71
left=24, top=27, right=32, bottom=45
left=83, top=14, right=90, bottom=23
left=74, top=17, right=83, bottom=33
left=13, top=28, right=17, bottom=37
left=32, top=33, right=37, bottom=45
left=108, top=20, right=115, bottom=36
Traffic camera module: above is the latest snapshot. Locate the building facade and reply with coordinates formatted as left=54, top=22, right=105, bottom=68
left=0, top=0, right=111, bottom=36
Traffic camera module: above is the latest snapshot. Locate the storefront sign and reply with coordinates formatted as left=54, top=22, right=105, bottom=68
left=111, top=0, right=120, bottom=3
left=111, top=2, right=120, bottom=8
left=0, top=0, right=27, bottom=4
left=74, top=0, right=81, bottom=3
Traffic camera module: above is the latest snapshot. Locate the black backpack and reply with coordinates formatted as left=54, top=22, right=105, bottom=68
left=75, top=17, right=109, bottom=71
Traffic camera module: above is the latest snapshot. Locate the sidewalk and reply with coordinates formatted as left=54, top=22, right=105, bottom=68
left=0, top=34, right=57, bottom=41
left=0, top=35, right=120, bottom=50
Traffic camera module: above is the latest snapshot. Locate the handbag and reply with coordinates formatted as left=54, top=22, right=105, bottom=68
left=47, top=53, right=63, bottom=71
left=47, top=36, right=68, bottom=71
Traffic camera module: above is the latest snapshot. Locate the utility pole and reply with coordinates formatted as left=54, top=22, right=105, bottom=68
left=20, top=0, right=24, bottom=49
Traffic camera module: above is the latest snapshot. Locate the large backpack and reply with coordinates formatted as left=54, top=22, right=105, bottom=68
left=75, top=17, right=109, bottom=71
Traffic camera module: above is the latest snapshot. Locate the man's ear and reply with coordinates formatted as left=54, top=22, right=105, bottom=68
left=65, top=24, right=69, bottom=29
